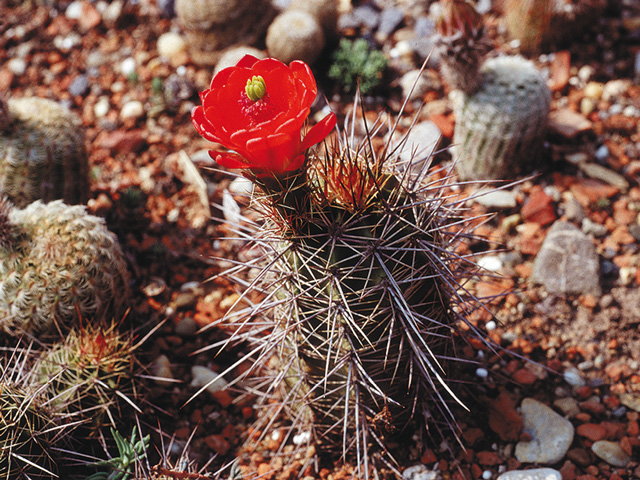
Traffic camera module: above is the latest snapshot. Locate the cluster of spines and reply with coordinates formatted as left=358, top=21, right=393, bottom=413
left=205, top=107, right=488, bottom=476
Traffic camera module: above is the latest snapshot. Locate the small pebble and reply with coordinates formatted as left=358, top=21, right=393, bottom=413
left=150, top=354, right=175, bottom=386
left=482, top=471, right=492, bottom=480
left=157, top=32, right=187, bottom=60
left=497, top=468, right=561, bottom=480
left=563, top=367, right=585, bottom=387
left=591, top=440, right=631, bottom=467
left=580, top=97, right=595, bottom=116
left=65, top=1, right=83, bottom=19
left=120, top=57, right=137, bottom=76
left=583, top=81, right=605, bottom=100
left=478, top=255, right=503, bottom=272
left=594, top=144, right=609, bottom=162
left=7, top=58, right=26, bottom=75
left=68, top=74, right=90, bottom=96
left=402, top=464, right=439, bottom=480
left=174, top=316, right=198, bottom=336
left=120, top=100, right=144, bottom=120
left=292, top=431, right=311, bottom=445
left=94, top=97, right=110, bottom=117
left=190, top=365, right=228, bottom=395
left=476, top=367, right=489, bottom=379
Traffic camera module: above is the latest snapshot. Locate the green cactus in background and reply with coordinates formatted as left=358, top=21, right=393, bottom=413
left=452, top=55, right=551, bottom=180
left=86, top=427, right=149, bottom=480
left=0, top=198, right=130, bottom=336
left=434, top=0, right=551, bottom=180
left=0, top=95, right=89, bottom=207
left=35, top=322, right=138, bottom=433
left=328, top=38, right=388, bottom=94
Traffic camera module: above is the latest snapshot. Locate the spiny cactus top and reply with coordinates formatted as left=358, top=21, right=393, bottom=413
left=0, top=199, right=130, bottom=336
left=193, top=56, right=485, bottom=472
left=0, top=95, right=89, bottom=207
left=434, top=0, right=492, bottom=94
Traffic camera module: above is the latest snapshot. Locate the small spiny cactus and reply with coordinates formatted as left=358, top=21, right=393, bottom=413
left=328, top=38, right=388, bottom=94
left=35, top=322, right=138, bottom=433
left=0, top=94, right=89, bottom=207
left=0, top=347, right=63, bottom=480
left=0, top=198, right=130, bottom=336
left=175, top=0, right=276, bottom=66
left=451, top=55, right=551, bottom=180
left=434, top=0, right=551, bottom=180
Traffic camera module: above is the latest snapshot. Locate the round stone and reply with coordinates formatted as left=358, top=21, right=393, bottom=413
left=157, top=32, right=187, bottom=59
left=120, top=100, right=144, bottom=120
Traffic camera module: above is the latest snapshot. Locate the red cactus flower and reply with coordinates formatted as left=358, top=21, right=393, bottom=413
left=192, top=55, right=336, bottom=175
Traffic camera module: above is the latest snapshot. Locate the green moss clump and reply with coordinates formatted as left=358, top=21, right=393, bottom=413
left=328, top=38, right=387, bottom=94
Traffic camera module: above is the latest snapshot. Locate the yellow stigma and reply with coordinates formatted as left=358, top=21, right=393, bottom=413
left=245, top=75, right=267, bottom=102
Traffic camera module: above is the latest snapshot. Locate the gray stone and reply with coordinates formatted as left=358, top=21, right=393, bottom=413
left=515, top=398, right=574, bottom=464
left=591, top=440, right=631, bottom=467
left=398, top=120, right=441, bottom=167
left=578, top=162, right=629, bottom=191
left=377, top=7, right=404, bottom=39
left=68, top=74, right=90, bottom=97
left=620, top=393, right=640, bottom=412
left=581, top=218, right=609, bottom=238
left=531, top=221, right=602, bottom=296
left=497, top=468, right=561, bottom=480
left=560, top=197, right=586, bottom=223
left=553, top=397, right=580, bottom=418
left=474, top=189, right=518, bottom=209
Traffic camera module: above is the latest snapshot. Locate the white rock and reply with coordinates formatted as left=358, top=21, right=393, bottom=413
left=7, top=58, right=26, bottom=75
left=222, top=189, right=241, bottom=225
left=94, top=97, right=110, bottom=118
left=474, top=189, right=518, bottom=209
left=515, top=398, right=574, bottom=464
left=157, top=32, right=187, bottom=60
left=591, top=440, right=631, bottom=467
left=402, top=464, right=439, bottom=480
left=190, top=365, right=228, bottom=395
left=563, top=367, right=585, bottom=387
left=397, top=120, right=441, bottom=178
left=292, top=431, right=311, bottom=445
left=66, top=1, right=83, bottom=19
left=497, top=468, right=561, bottom=480
left=120, top=100, right=144, bottom=120
left=120, top=57, right=137, bottom=76
left=478, top=255, right=503, bottom=272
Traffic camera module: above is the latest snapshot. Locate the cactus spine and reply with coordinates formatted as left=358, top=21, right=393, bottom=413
left=0, top=198, right=130, bottom=336
left=0, top=95, right=89, bottom=207
left=435, top=0, right=551, bottom=180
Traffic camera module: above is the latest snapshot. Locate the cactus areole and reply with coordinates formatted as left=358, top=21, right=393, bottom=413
left=194, top=57, right=478, bottom=469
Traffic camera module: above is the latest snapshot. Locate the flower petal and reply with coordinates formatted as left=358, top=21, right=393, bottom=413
left=212, top=151, right=251, bottom=169
left=300, top=113, right=337, bottom=151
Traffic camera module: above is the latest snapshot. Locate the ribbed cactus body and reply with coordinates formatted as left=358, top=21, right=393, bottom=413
left=0, top=383, right=59, bottom=480
left=36, top=323, right=136, bottom=432
left=452, top=55, right=551, bottom=180
left=0, top=200, right=130, bottom=336
left=0, top=97, right=88, bottom=207
left=235, top=150, right=475, bottom=466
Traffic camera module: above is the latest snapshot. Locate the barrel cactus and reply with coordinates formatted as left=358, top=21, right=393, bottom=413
left=192, top=55, right=487, bottom=474
left=0, top=198, right=130, bottom=336
left=451, top=55, right=551, bottom=180
left=175, top=0, right=275, bottom=66
left=0, top=95, right=88, bottom=207
left=35, top=322, right=137, bottom=433
left=434, top=0, right=551, bottom=180
left=266, top=10, right=325, bottom=65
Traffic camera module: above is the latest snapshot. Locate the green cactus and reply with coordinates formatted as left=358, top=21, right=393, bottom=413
left=86, top=427, right=149, bottom=480
left=0, top=95, right=89, bottom=207
left=328, top=38, right=388, bottom=94
left=35, top=322, right=137, bottom=433
left=0, top=348, right=63, bottom=480
left=0, top=198, right=130, bottom=336
left=215, top=128, right=486, bottom=472
left=452, top=55, right=551, bottom=180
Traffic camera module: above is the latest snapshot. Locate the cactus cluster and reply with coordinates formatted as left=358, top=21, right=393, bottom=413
left=35, top=322, right=137, bottom=433
left=175, top=0, right=276, bottom=66
left=0, top=198, right=130, bottom=336
left=434, top=0, right=551, bottom=180
left=0, top=95, right=89, bottom=207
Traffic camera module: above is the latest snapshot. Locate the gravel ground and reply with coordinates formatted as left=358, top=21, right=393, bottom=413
left=1, top=1, right=639, bottom=479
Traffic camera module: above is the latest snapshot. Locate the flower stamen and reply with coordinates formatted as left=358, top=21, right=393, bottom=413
left=245, top=75, right=267, bottom=102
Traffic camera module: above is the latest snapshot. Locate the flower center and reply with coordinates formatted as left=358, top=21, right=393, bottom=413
left=245, top=75, right=266, bottom=102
